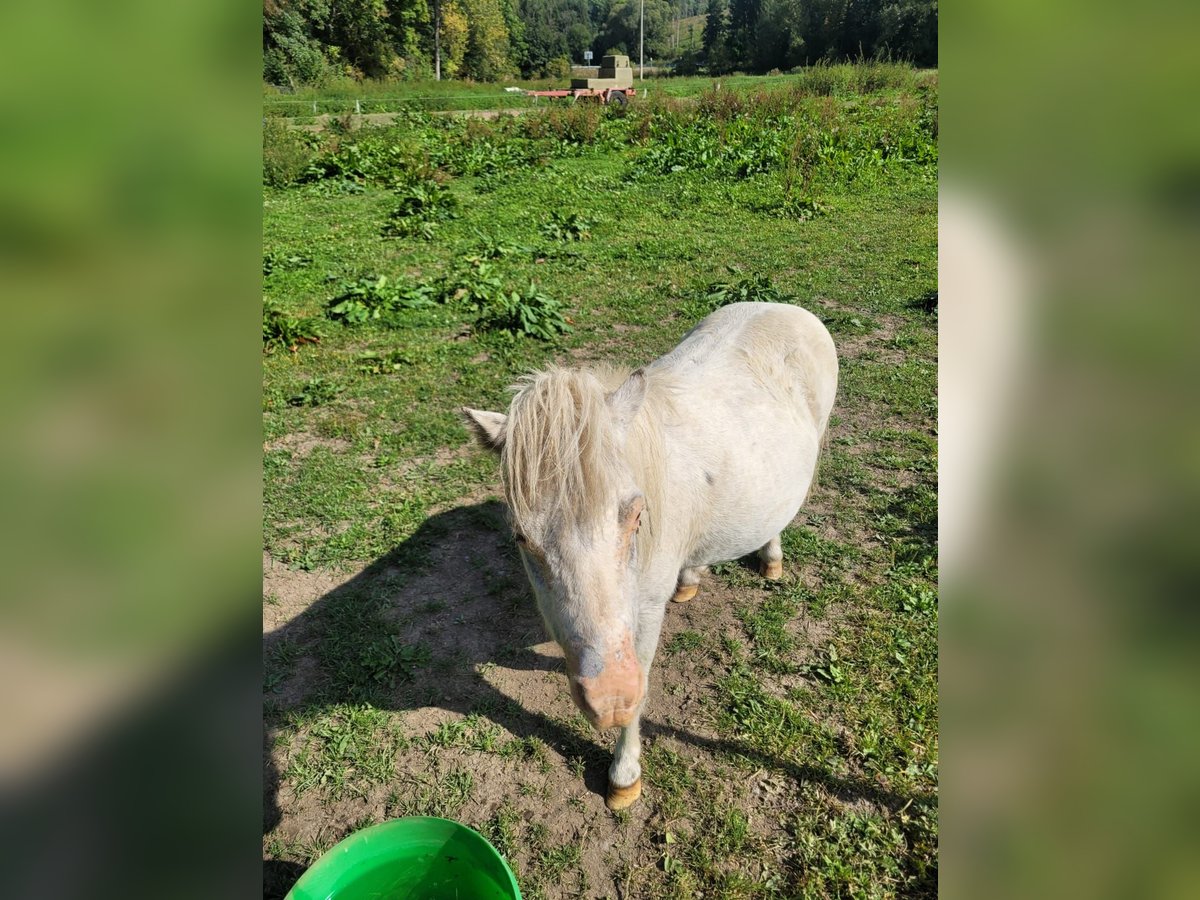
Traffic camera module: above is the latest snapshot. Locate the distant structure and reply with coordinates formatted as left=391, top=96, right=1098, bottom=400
left=571, top=55, right=634, bottom=91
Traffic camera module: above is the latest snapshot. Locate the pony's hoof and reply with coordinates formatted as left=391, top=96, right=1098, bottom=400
left=671, top=583, right=699, bottom=603
left=606, top=777, right=642, bottom=810
left=761, top=559, right=783, bottom=580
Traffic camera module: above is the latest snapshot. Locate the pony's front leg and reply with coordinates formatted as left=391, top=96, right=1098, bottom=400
left=606, top=595, right=669, bottom=810
left=607, top=717, right=643, bottom=810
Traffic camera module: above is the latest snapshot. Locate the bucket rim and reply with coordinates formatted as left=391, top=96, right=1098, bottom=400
left=283, top=815, right=521, bottom=900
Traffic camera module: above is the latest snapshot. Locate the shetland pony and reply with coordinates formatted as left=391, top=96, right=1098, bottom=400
left=463, top=302, right=838, bottom=809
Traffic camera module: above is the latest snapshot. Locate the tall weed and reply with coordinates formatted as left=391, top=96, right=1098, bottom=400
left=263, top=119, right=316, bottom=187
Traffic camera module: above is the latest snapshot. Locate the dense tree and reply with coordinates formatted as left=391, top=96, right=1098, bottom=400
left=726, top=0, right=760, bottom=68
left=387, top=0, right=431, bottom=71
left=566, top=22, right=594, bottom=61
left=262, top=0, right=936, bottom=84
left=325, top=0, right=394, bottom=76
left=460, top=0, right=515, bottom=79
left=836, top=0, right=881, bottom=58
left=521, top=18, right=568, bottom=75
left=596, top=0, right=672, bottom=60
left=751, top=0, right=795, bottom=70
left=517, top=0, right=593, bottom=75
left=701, top=0, right=732, bottom=73
left=879, top=0, right=937, bottom=66
left=498, top=0, right=527, bottom=66
left=438, top=0, right=470, bottom=76
left=264, top=0, right=332, bottom=85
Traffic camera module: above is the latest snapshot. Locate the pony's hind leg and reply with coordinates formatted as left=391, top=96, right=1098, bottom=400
left=759, top=535, right=783, bottom=579
left=671, top=565, right=707, bottom=603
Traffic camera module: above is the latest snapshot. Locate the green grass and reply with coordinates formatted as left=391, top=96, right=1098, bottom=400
left=263, top=61, right=933, bottom=118
left=282, top=704, right=405, bottom=800
left=265, top=65, right=936, bottom=899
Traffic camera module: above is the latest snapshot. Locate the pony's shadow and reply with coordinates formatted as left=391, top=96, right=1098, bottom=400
left=263, top=500, right=928, bottom=896
left=264, top=501, right=609, bottom=895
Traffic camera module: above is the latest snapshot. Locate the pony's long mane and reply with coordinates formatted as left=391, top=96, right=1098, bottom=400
left=501, top=365, right=671, bottom=562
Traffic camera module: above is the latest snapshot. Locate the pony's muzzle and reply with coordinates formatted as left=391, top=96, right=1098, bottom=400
left=567, top=643, right=644, bottom=731
left=569, top=676, right=643, bottom=730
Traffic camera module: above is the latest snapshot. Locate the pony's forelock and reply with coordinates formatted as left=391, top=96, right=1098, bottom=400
left=500, top=366, right=669, bottom=559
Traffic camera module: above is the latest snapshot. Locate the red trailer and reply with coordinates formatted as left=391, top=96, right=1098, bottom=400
left=523, top=86, right=637, bottom=106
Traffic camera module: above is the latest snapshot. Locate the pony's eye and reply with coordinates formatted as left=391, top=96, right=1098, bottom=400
left=513, top=534, right=527, bottom=545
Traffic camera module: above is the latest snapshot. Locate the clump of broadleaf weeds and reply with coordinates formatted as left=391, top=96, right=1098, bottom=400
left=263, top=298, right=322, bottom=353
left=781, top=195, right=830, bottom=221
left=356, top=349, right=414, bottom=375
left=440, top=260, right=507, bottom=311
left=383, top=177, right=459, bottom=240
left=325, top=275, right=436, bottom=326
left=263, top=250, right=312, bottom=276
left=286, top=377, right=342, bottom=407
left=539, top=210, right=592, bottom=242
left=467, top=230, right=528, bottom=261
left=478, top=284, right=571, bottom=340
left=687, top=270, right=786, bottom=318
left=303, top=129, right=430, bottom=185
left=440, top=259, right=570, bottom=340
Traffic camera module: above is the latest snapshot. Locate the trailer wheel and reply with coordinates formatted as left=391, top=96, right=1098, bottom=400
left=607, top=90, right=628, bottom=106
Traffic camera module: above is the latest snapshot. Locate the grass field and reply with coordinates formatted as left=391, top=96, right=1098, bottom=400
left=263, top=66, right=937, bottom=899
left=263, top=60, right=933, bottom=116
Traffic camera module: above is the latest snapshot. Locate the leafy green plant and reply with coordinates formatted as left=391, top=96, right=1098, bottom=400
left=477, top=284, right=571, bottom=340
left=467, top=231, right=528, bottom=261
left=325, top=275, right=435, bottom=326
left=355, top=349, right=413, bottom=375
left=383, top=178, right=459, bottom=239
left=287, top=377, right=342, bottom=407
left=689, top=271, right=785, bottom=317
left=359, top=636, right=430, bottom=687
left=263, top=250, right=312, bottom=276
left=539, top=210, right=592, bottom=242
left=263, top=298, right=322, bottom=352
left=304, top=133, right=429, bottom=185
left=781, top=195, right=830, bottom=220
left=304, top=178, right=365, bottom=196
left=799, top=643, right=846, bottom=685
left=439, top=260, right=507, bottom=312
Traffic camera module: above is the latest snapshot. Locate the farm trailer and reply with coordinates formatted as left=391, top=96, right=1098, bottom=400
left=521, top=86, right=638, bottom=105
left=521, top=53, right=637, bottom=105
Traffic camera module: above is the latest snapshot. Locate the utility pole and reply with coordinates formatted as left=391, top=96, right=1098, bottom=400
left=639, top=0, right=644, bottom=80
left=434, top=0, right=441, bottom=81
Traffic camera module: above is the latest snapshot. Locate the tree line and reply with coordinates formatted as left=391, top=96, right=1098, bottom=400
left=263, top=0, right=935, bottom=85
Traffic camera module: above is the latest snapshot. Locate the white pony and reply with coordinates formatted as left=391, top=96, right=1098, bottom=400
left=463, top=301, right=838, bottom=809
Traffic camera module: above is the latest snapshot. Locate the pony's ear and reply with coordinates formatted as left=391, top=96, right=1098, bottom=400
left=461, top=408, right=507, bottom=453
left=606, top=368, right=646, bottom=435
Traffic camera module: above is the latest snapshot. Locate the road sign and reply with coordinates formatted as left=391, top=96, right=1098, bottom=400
left=584, top=50, right=593, bottom=62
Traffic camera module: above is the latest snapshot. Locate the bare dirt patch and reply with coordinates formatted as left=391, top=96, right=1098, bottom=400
left=263, top=551, right=345, bottom=634
left=264, top=432, right=351, bottom=459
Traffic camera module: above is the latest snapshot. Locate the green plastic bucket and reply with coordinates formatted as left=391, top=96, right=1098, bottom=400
left=285, top=816, right=521, bottom=900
